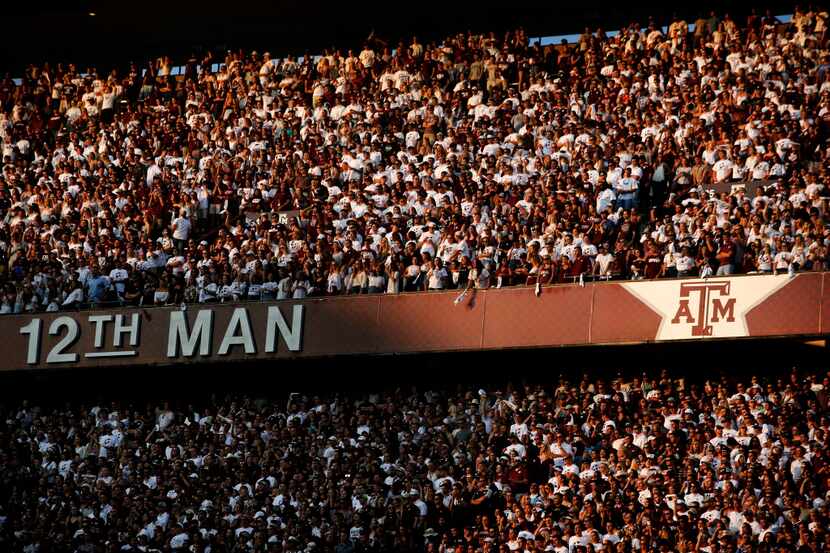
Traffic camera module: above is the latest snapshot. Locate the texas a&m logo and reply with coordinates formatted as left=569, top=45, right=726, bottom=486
left=622, top=274, right=791, bottom=341
left=670, top=281, right=735, bottom=336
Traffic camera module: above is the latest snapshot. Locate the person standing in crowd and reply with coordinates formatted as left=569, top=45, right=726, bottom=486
left=171, top=209, right=191, bottom=255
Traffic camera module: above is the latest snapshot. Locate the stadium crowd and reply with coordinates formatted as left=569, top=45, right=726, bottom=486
left=0, top=366, right=827, bottom=552
left=2, top=9, right=830, bottom=312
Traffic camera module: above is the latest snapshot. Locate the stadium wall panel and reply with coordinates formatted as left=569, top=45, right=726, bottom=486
left=0, top=273, right=826, bottom=371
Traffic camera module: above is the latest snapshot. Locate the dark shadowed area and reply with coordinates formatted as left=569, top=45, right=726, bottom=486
left=1, top=337, right=825, bottom=402
left=2, top=0, right=796, bottom=76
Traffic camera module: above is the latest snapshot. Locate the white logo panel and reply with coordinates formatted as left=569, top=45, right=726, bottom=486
left=621, top=275, right=792, bottom=340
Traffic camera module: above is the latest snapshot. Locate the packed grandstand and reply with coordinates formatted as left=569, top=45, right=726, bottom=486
left=1, top=7, right=830, bottom=553
left=1, top=8, right=829, bottom=313
left=0, top=367, right=827, bottom=552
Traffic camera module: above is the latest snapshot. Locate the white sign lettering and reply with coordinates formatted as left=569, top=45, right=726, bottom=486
left=17, top=304, right=306, bottom=366
left=167, top=310, right=214, bottom=357
left=218, top=308, right=256, bottom=355
left=266, top=305, right=304, bottom=352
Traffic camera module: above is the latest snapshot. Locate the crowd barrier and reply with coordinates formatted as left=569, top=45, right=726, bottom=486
left=0, top=272, right=827, bottom=371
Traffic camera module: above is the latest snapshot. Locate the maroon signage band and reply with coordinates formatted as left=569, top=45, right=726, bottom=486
left=0, top=273, right=827, bottom=371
